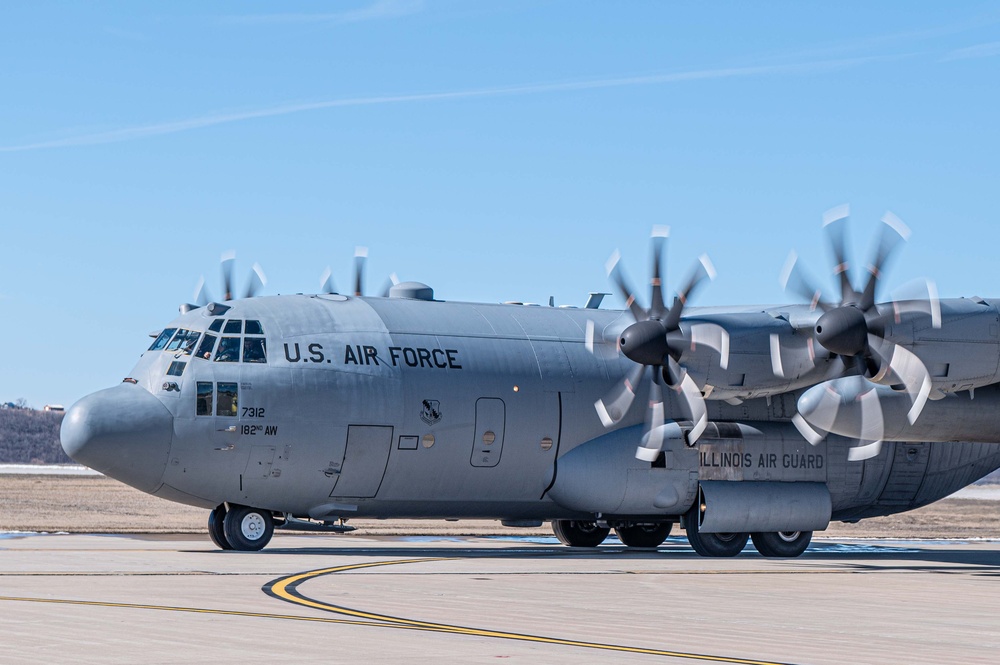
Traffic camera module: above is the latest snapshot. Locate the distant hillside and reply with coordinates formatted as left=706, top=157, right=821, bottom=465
left=0, top=409, right=71, bottom=464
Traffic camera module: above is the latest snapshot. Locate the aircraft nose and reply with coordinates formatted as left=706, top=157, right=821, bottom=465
left=60, top=384, right=173, bottom=493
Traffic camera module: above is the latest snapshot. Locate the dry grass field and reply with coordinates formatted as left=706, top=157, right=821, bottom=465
left=2, top=474, right=998, bottom=540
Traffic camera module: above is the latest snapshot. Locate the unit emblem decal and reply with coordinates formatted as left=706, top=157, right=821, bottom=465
left=420, top=399, right=442, bottom=425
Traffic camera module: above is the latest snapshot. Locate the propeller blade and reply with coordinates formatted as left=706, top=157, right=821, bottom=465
left=193, top=276, right=212, bottom=307
left=868, top=336, right=932, bottom=424
left=890, top=279, right=942, bottom=329
left=847, top=441, right=882, bottom=461
left=780, top=251, right=830, bottom=311
left=220, top=250, right=236, bottom=301
left=585, top=319, right=621, bottom=360
left=663, top=254, right=715, bottom=330
left=242, top=263, right=267, bottom=299
left=380, top=272, right=401, bottom=298
left=860, top=211, right=910, bottom=310
left=822, top=204, right=853, bottom=304
left=649, top=226, right=669, bottom=319
left=666, top=356, right=708, bottom=443
left=856, top=381, right=885, bottom=444
left=636, top=380, right=665, bottom=462
left=792, top=413, right=827, bottom=445
left=595, top=364, right=645, bottom=427
left=770, top=333, right=786, bottom=379
left=353, top=247, right=368, bottom=297
left=606, top=250, right=646, bottom=322
left=689, top=322, right=730, bottom=370
left=845, top=385, right=885, bottom=461
left=320, top=267, right=337, bottom=295
left=677, top=370, right=709, bottom=443
left=796, top=378, right=853, bottom=434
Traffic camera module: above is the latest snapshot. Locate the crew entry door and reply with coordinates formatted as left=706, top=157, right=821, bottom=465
left=330, top=425, right=394, bottom=498
left=471, top=398, right=506, bottom=467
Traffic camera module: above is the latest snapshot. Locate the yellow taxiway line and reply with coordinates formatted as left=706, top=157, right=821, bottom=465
left=263, top=557, right=797, bottom=665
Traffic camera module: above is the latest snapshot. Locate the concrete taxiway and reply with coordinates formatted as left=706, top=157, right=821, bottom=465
left=1, top=533, right=998, bottom=664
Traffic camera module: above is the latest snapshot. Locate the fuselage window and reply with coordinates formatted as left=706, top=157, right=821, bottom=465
left=214, top=337, right=241, bottom=362
left=243, top=338, right=267, bottom=363
left=245, top=320, right=264, bottom=335
left=195, top=334, right=218, bottom=360
left=196, top=382, right=213, bottom=416
left=217, top=382, right=238, bottom=416
left=208, top=319, right=224, bottom=333
left=167, top=361, right=186, bottom=377
left=149, top=328, right=176, bottom=351
left=224, top=320, right=242, bottom=334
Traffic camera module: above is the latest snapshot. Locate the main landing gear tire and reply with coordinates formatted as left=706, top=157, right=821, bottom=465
left=615, top=522, right=672, bottom=548
left=552, top=520, right=611, bottom=547
left=684, top=507, right=748, bottom=557
left=222, top=504, right=274, bottom=551
left=208, top=504, right=233, bottom=550
left=751, top=531, right=813, bottom=558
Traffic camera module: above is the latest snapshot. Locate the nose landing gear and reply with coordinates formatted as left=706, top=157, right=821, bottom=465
left=207, top=503, right=275, bottom=551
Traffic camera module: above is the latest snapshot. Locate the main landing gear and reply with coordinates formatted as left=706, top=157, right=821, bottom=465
left=614, top=522, right=672, bottom=548
left=551, top=520, right=674, bottom=548
left=750, top=530, right=813, bottom=558
left=681, top=506, right=812, bottom=558
left=207, top=503, right=275, bottom=551
left=551, top=520, right=612, bottom=547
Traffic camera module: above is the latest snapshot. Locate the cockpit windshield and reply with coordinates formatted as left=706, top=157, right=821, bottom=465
left=150, top=320, right=267, bottom=363
left=209, top=319, right=267, bottom=363
left=149, top=328, right=177, bottom=351
left=165, top=329, right=201, bottom=355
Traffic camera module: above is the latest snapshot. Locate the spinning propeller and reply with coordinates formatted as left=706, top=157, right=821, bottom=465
left=320, top=247, right=400, bottom=297
left=193, top=250, right=267, bottom=305
left=590, top=227, right=730, bottom=462
left=777, top=206, right=941, bottom=460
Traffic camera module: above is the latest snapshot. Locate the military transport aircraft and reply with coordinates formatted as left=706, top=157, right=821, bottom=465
left=60, top=207, right=1000, bottom=557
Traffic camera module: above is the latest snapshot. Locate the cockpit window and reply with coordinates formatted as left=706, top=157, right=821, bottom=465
left=195, top=334, right=217, bottom=360
left=245, top=320, right=264, bottom=335
left=224, top=319, right=242, bottom=334
left=214, top=337, right=241, bottom=362
left=208, top=319, right=224, bottom=333
left=243, top=338, right=267, bottom=363
left=166, top=329, right=200, bottom=353
left=217, top=382, right=238, bottom=416
left=149, top=328, right=176, bottom=351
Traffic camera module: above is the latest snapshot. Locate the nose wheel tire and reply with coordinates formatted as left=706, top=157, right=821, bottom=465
left=552, top=520, right=611, bottom=547
left=751, top=531, right=813, bottom=558
left=222, top=505, right=274, bottom=551
left=684, top=506, right=748, bottom=557
left=207, top=504, right=233, bottom=550
left=615, top=522, right=672, bottom=548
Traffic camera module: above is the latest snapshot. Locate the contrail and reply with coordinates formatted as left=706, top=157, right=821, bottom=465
left=0, top=55, right=895, bottom=153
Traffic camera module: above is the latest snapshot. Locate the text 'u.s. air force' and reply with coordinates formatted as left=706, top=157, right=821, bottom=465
left=283, top=342, right=461, bottom=369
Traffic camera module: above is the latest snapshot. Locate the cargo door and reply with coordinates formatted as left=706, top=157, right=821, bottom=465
left=471, top=398, right=506, bottom=468
left=330, top=425, right=393, bottom=498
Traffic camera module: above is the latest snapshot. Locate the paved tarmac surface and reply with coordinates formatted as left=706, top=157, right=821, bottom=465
left=1, top=533, right=998, bottom=664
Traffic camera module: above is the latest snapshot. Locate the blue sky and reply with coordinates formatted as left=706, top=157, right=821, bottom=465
left=2, top=1, right=999, bottom=408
